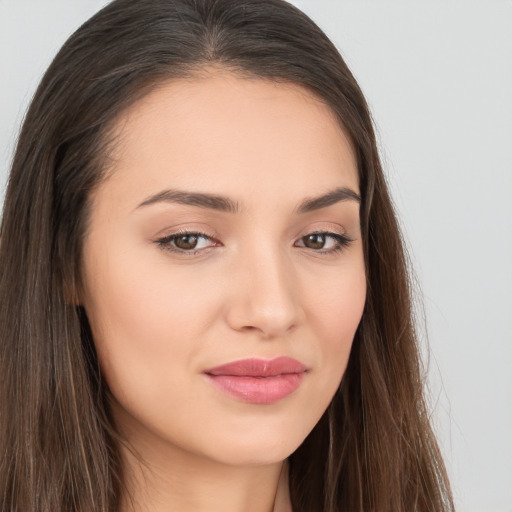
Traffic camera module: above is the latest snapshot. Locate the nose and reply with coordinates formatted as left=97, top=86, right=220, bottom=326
left=224, top=247, right=304, bottom=339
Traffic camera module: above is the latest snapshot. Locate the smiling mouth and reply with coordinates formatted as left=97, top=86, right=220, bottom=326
left=203, top=357, right=308, bottom=404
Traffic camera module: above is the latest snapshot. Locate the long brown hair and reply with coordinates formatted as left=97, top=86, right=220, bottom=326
left=0, top=1, right=454, bottom=511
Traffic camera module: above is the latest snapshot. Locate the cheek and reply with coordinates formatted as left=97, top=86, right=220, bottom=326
left=310, top=251, right=366, bottom=333
left=307, top=257, right=366, bottom=385
left=83, top=256, right=203, bottom=376
left=327, top=278, right=365, bottom=354
left=82, top=255, right=220, bottom=451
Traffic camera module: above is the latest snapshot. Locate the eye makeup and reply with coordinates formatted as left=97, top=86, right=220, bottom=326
left=155, top=228, right=221, bottom=256
left=294, top=231, right=353, bottom=254
left=154, top=228, right=354, bottom=257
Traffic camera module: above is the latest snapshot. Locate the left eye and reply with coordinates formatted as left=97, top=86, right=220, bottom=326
left=295, top=232, right=351, bottom=252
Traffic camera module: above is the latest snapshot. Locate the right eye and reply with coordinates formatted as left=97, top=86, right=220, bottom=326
left=155, top=231, right=219, bottom=254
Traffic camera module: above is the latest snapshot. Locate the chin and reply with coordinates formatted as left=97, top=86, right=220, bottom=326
left=196, top=419, right=314, bottom=467
left=205, top=442, right=296, bottom=467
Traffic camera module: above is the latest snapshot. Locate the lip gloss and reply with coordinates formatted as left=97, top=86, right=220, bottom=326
left=203, top=357, right=307, bottom=404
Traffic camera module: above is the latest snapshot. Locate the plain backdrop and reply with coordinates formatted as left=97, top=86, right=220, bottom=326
left=1, top=1, right=511, bottom=511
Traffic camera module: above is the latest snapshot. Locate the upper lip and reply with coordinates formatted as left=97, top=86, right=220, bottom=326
left=204, top=357, right=307, bottom=377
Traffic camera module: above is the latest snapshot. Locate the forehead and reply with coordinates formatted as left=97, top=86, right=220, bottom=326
left=102, top=70, right=359, bottom=210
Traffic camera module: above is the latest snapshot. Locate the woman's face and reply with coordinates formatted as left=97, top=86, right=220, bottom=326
left=81, top=71, right=366, bottom=467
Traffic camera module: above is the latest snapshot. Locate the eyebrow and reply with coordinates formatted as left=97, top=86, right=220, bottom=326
left=297, top=187, right=361, bottom=213
left=136, top=186, right=360, bottom=213
left=137, top=189, right=239, bottom=213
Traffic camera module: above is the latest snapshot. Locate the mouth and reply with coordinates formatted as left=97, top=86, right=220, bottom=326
left=203, top=357, right=308, bottom=404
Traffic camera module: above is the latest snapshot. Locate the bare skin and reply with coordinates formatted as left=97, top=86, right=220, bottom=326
left=81, top=70, right=366, bottom=512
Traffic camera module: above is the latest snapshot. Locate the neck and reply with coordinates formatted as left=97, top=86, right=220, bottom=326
left=117, top=434, right=289, bottom=512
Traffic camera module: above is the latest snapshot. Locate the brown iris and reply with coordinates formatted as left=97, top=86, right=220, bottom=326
left=302, top=233, right=327, bottom=250
left=174, top=234, right=200, bottom=250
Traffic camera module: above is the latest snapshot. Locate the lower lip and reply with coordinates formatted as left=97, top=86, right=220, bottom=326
left=205, top=373, right=305, bottom=404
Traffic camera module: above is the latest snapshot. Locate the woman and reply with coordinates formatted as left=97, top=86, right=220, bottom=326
left=0, top=0, right=454, bottom=511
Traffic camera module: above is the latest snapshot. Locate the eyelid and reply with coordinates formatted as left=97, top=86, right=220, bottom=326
left=297, top=222, right=352, bottom=242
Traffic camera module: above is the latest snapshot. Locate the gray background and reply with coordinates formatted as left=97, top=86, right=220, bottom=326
left=1, top=1, right=511, bottom=511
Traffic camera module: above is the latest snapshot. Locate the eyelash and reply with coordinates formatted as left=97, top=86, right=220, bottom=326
left=156, top=229, right=219, bottom=256
left=295, top=231, right=353, bottom=254
left=155, top=229, right=353, bottom=256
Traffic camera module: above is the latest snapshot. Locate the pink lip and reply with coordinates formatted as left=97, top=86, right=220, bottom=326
left=204, top=357, right=308, bottom=404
